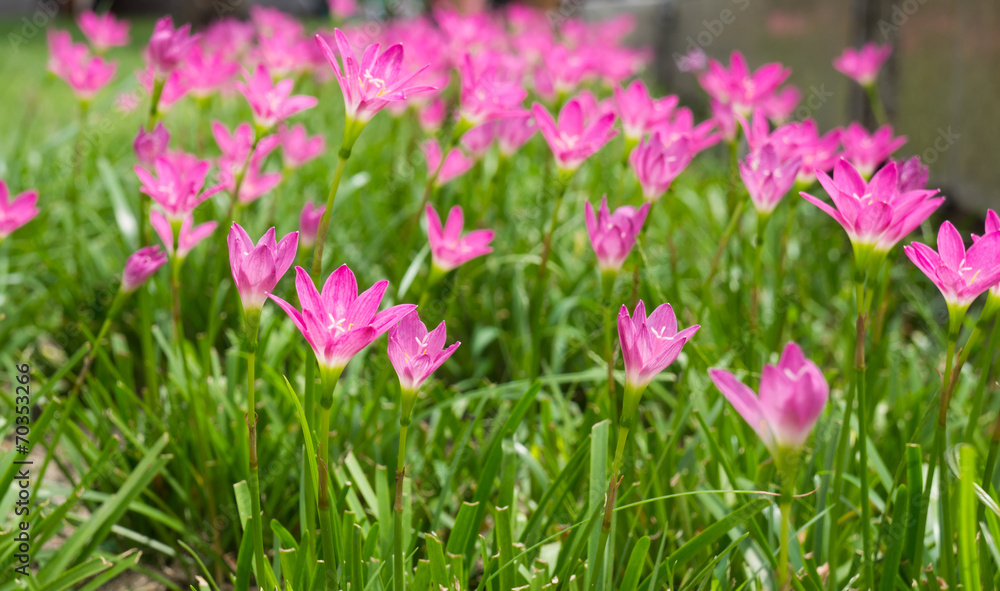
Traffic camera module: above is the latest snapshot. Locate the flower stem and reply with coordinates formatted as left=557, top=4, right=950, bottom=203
left=528, top=170, right=572, bottom=377
left=588, top=426, right=630, bottom=591
left=864, top=84, right=889, bottom=127
left=965, top=317, right=1000, bottom=442
left=855, top=308, right=874, bottom=591
left=244, top=316, right=271, bottom=591
left=394, top=422, right=409, bottom=591
left=825, top=368, right=856, bottom=591
left=749, top=212, right=769, bottom=380
left=311, top=152, right=350, bottom=280
left=704, top=199, right=747, bottom=289
left=317, top=366, right=342, bottom=588
left=602, top=271, right=618, bottom=428
left=778, top=501, right=792, bottom=590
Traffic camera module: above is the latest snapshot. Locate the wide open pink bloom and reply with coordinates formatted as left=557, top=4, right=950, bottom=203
left=280, top=123, right=326, bottom=169
left=833, top=42, right=892, bottom=87
left=269, top=265, right=416, bottom=371
left=134, top=153, right=225, bottom=221
left=532, top=98, right=616, bottom=172
left=423, top=140, right=474, bottom=187
left=839, top=122, right=906, bottom=178
left=709, top=342, right=828, bottom=452
left=388, top=310, right=461, bottom=393
left=698, top=50, right=790, bottom=116
left=78, top=10, right=130, bottom=52
left=426, top=205, right=494, bottom=272
left=904, top=220, right=1000, bottom=310
left=237, top=65, right=318, bottom=131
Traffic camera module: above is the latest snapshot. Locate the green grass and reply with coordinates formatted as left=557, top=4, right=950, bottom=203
left=1, top=15, right=998, bottom=591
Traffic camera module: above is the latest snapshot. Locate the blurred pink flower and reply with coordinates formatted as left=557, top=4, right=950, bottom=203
left=833, top=42, right=892, bottom=87
left=328, top=0, right=358, bottom=19
left=145, top=15, right=196, bottom=77
left=180, top=44, right=238, bottom=99
left=649, top=107, right=719, bottom=154
left=840, top=122, right=906, bottom=177
left=212, top=121, right=255, bottom=170
left=299, top=202, right=326, bottom=249
left=419, top=99, right=448, bottom=134
left=269, top=265, right=416, bottom=371
left=895, top=156, right=929, bottom=191
left=150, top=210, right=217, bottom=259
left=757, top=85, right=800, bottom=125
left=740, top=143, right=802, bottom=214
left=426, top=204, right=494, bottom=272
left=237, top=64, right=318, bottom=131
left=699, top=51, right=790, bottom=116
left=709, top=342, right=828, bottom=452
left=228, top=223, right=299, bottom=312
left=972, top=210, right=1000, bottom=298
left=122, top=246, right=168, bottom=293
left=223, top=137, right=283, bottom=204
left=134, top=123, right=170, bottom=168
left=905, top=221, right=1000, bottom=311
left=78, top=11, right=130, bottom=52
left=613, top=79, right=655, bottom=141
left=47, top=30, right=89, bottom=79
left=675, top=47, right=707, bottom=73
left=768, top=120, right=841, bottom=185
left=800, top=159, right=943, bottom=253
left=134, top=153, right=224, bottom=221
left=0, top=181, right=39, bottom=241
left=388, top=310, right=461, bottom=394
left=423, top=140, right=474, bottom=187
left=532, top=97, right=617, bottom=172
left=495, top=111, right=536, bottom=157
left=458, top=52, right=527, bottom=126
left=618, top=300, right=700, bottom=392
left=629, top=132, right=693, bottom=201
left=280, top=124, right=326, bottom=169
left=584, top=196, right=650, bottom=272
left=461, top=123, right=495, bottom=160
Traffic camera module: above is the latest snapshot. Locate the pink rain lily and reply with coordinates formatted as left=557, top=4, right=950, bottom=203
left=121, top=246, right=168, bottom=293
left=840, top=122, right=906, bottom=178
left=709, top=342, right=829, bottom=452
left=757, top=85, right=800, bottom=125
left=699, top=51, right=790, bottom=116
left=895, top=156, right=929, bottom=192
left=584, top=196, right=650, bottom=272
left=269, top=265, right=416, bottom=371
left=0, top=181, right=40, bottom=241
left=768, top=120, right=841, bottom=186
left=423, top=140, right=474, bottom=187
left=280, top=124, right=326, bottom=170
left=833, top=42, right=892, bottom=87
left=973, top=210, right=1000, bottom=299
left=419, top=99, right=448, bottom=134
left=800, top=159, right=943, bottom=254
left=618, top=300, right=700, bottom=395
left=740, top=143, right=802, bottom=215
left=388, top=310, right=461, bottom=395
left=146, top=16, right=196, bottom=77
left=224, top=136, right=284, bottom=204
left=328, top=0, right=358, bottom=19
left=47, top=30, right=89, bottom=80
left=150, top=210, right=217, bottom=259
left=532, top=98, right=617, bottom=172
left=213, top=120, right=255, bottom=170
left=78, top=11, right=130, bottom=53
left=648, top=107, right=719, bottom=154
left=315, top=30, right=434, bottom=138
left=236, top=65, right=318, bottom=131
left=675, top=47, right=707, bottom=73
left=904, top=220, right=1000, bottom=312
left=613, top=79, right=655, bottom=141
left=461, top=123, right=495, bottom=160
left=299, top=202, right=326, bottom=249
left=458, top=52, right=528, bottom=127
left=137, top=66, right=187, bottom=113
left=134, top=123, right=170, bottom=168
left=495, top=111, right=536, bottom=157
left=180, top=44, right=238, bottom=100
left=629, top=132, right=693, bottom=201
left=135, top=153, right=225, bottom=221
left=228, top=223, right=299, bottom=312
left=426, top=205, right=494, bottom=272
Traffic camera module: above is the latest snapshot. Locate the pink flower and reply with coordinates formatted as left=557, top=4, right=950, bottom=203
left=228, top=223, right=299, bottom=312
left=328, top=0, right=358, bottom=19
left=495, top=111, right=536, bottom=157
left=618, top=300, right=700, bottom=392
left=134, top=153, right=224, bottom=221
left=757, top=85, right=800, bottom=125
left=212, top=120, right=255, bottom=170
left=150, top=210, right=217, bottom=259
left=387, top=310, right=461, bottom=394
left=78, top=11, right=130, bottom=52
left=740, top=143, right=802, bottom=214
left=146, top=16, right=196, bottom=77
left=280, top=123, right=326, bottom=169
left=675, top=47, right=707, bottom=73
left=699, top=51, right=790, bottom=116
left=49, top=37, right=116, bottom=101
left=134, top=123, right=170, bottom=168
left=237, top=65, right=318, bottom=131
left=840, top=122, right=907, bottom=178
left=768, top=120, right=841, bottom=185
left=423, top=140, right=474, bottom=187
left=458, top=52, right=527, bottom=127
left=800, top=159, right=943, bottom=253
left=461, top=123, right=495, bottom=160
left=833, top=42, right=892, bottom=87
left=229, top=137, right=283, bottom=204
left=122, top=246, right=168, bottom=293
left=973, top=210, right=1000, bottom=298
left=895, top=156, right=929, bottom=192
left=532, top=98, right=617, bottom=172
left=269, top=265, right=416, bottom=371
left=419, top=99, right=448, bottom=134
left=648, top=107, right=719, bottom=154
left=613, top=79, right=655, bottom=141
left=629, top=132, right=693, bottom=201
left=179, top=44, right=238, bottom=99
left=47, top=30, right=89, bottom=80
left=0, top=181, right=39, bottom=241
left=299, top=202, right=326, bottom=249
left=315, top=30, right=434, bottom=129
left=137, top=67, right=187, bottom=113
left=426, top=205, right=494, bottom=272
left=584, top=196, right=650, bottom=272
left=709, top=342, right=829, bottom=452
left=904, top=220, right=1000, bottom=311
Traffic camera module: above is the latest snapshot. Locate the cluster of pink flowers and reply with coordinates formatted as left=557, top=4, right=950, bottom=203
left=47, top=28, right=118, bottom=102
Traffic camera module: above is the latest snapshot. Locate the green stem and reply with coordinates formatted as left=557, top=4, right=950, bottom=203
left=749, top=212, right=769, bottom=380
left=589, top=426, right=630, bottom=591
left=602, top=271, right=618, bottom=428
left=778, top=501, right=792, bottom=590
left=245, top=318, right=271, bottom=590
left=865, top=84, right=889, bottom=127
left=825, top=371, right=857, bottom=591
left=703, top=199, right=747, bottom=290
left=528, top=171, right=572, bottom=377
left=317, top=366, right=342, bottom=589
left=855, top=310, right=874, bottom=591
left=965, top=318, right=1000, bottom=442
left=938, top=338, right=958, bottom=587
left=311, top=152, right=350, bottom=280
left=394, top=422, right=409, bottom=591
